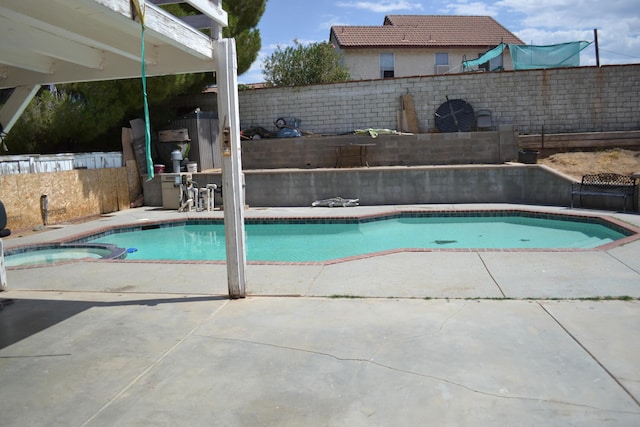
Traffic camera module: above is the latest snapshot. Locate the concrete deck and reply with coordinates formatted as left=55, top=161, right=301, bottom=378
left=1, top=204, right=639, bottom=426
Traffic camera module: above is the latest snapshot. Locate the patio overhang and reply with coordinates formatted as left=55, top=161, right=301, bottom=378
left=0, top=0, right=226, bottom=87
left=0, top=0, right=227, bottom=133
left=0, top=0, right=247, bottom=299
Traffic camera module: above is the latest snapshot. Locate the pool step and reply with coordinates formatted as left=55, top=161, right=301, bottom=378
left=574, top=236, right=614, bottom=248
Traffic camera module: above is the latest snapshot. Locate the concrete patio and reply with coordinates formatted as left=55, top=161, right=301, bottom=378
left=1, top=204, right=639, bottom=426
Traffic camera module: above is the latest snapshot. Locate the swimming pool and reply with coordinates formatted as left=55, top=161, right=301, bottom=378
left=80, top=211, right=634, bottom=263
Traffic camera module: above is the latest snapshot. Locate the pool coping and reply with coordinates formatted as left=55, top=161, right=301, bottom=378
left=5, top=206, right=640, bottom=268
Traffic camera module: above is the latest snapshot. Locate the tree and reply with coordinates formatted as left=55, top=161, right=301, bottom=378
left=3, top=87, right=83, bottom=153
left=5, top=74, right=208, bottom=153
left=263, top=40, right=350, bottom=87
left=223, top=0, right=266, bottom=75
left=4, top=0, right=266, bottom=154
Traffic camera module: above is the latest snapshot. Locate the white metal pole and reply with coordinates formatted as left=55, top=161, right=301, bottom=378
left=215, top=38, right=246, bottom=299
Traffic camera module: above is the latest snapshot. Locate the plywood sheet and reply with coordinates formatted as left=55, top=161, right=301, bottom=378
left=401, top=94, right=420, bottom=133
left=0, top=168, right=130, bottom=232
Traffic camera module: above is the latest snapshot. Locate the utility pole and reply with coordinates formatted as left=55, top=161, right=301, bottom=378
left=594, top=29, right=600, bottom=67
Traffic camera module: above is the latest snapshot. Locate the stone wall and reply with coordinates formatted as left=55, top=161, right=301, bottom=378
left=237, top=64, right=640, bottom=136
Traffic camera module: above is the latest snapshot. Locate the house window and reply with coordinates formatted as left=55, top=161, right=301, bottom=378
left=380, top=53, right=394, bottom=78
left=435, top=53, right=449, bottom=66
left=435, top=52, right=449, bottom=74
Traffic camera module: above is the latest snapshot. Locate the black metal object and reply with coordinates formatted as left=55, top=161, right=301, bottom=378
left=570, top=173, right=637, bottom=212
left=0, top=199, right=11, bottom=238
left=518, top=149, right=539, bottom=164
left=434, top=97, right=475, bottom=132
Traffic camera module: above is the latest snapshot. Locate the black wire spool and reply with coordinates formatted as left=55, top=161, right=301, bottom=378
left=434, top=99, right=475, bottom=132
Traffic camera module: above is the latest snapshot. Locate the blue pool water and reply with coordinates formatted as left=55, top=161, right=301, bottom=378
left=85, top=213, right=630, bottom=262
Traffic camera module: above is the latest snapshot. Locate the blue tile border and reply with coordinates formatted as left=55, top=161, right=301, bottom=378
left=68, top=210, right=637, bottom=242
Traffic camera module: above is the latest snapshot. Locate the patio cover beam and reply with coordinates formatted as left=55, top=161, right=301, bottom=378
left=216, top=38, right=246, bottom=299
left=0, top=86, right=40, bottom=136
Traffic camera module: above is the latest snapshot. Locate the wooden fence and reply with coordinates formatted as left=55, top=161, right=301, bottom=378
left=519, top=131, right=640, bottom=150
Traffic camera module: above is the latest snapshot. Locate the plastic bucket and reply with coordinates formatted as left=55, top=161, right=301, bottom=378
left=153, top=164, right=165, bottom=173
left=186, top=162, right=198, bottom=173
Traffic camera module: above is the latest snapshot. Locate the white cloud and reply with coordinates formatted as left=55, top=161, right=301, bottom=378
left=319, top=16, right=350, bottom=31
left=238, top=64, right=265, bottom=84
left=336, top=1, right=424, bottom=13
left=442, top=1, right=499, bottom=16
left=494, top=0, right=640, bottom=64
left=496, top=0, right=639, bottom=29
left=238, top=48, right=269, bottom=84
left=515, top=28, right=593, bottom=46
left=264, top=38, right=320, bottom=52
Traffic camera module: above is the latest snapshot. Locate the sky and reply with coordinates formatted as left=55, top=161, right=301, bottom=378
left=238, top=0, right=640, bottom=84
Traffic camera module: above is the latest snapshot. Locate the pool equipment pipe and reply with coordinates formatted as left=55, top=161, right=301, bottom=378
left=171, top=148, right=183, bottom=190
left=176, top=177, right=217, bottom=212
left=179, top=174, right=198, bottom=212
left=199, top=184, right=217, bottom=211
left=171, top=148, right=183, bottom=175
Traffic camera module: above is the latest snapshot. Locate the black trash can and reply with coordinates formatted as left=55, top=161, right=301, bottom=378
left=518, top=149, right=539, bottom=164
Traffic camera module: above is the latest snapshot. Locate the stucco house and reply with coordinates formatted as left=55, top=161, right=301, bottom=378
left=330, top=15, right=524, bottom=79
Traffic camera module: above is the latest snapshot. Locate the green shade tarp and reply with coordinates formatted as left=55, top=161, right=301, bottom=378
left=509, top=41, right=592, bottom=70
left=462, top=43, right=506, bottom=70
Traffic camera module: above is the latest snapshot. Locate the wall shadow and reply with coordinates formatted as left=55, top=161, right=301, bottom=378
left=0, top=295, right=228, bottom=350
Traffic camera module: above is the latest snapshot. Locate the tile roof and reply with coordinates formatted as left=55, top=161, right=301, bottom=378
left=331, top=15, right=523, bottom=49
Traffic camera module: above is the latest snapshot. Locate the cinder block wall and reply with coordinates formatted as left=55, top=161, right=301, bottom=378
left=163, top=165, right=632, bottom=211
left=238, top=165, right=573, bottom=207
left=192, top=165, right=574, bottom=208
left=241, top=128, right=518, bottom=169
left=238, top=64, right=640, bottom=136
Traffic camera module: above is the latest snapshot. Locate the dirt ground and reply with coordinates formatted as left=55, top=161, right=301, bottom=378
left=538, top=148, right=640, bottom=180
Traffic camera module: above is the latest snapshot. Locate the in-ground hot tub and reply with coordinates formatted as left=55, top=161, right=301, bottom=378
left=5, top=244, right=127, bottom=268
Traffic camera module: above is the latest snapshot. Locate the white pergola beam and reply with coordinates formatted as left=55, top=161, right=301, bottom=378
left=142, top=4, right=215, bottom=58
left=0, top=0, right=220, bottom=89
left=146, top=1, right=226, bottom=30
left=0, top=85, right=40, bottom=135
left=0, top=15, right=104, bottom=70
left=75, top=0, right=216, bottom=58
left=180, top=14, right=212, bottom=30
left=146, top=0, right=228, bottom=27
left=182, top=0, right=227, bottom=27
left=3, top=1, right=214, bottom=65
left=0, top=48, right=53, bottom=74
left=0, top=4, right=147, bottom=68
left=0, top=47, right=212, bottom=87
